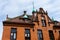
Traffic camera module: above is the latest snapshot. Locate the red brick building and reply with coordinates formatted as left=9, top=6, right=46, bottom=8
left=2, top=8, right=60, bottom=40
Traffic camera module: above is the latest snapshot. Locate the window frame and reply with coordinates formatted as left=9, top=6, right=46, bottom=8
left=10, top=28, right=17, bottom=40
left=37, top=29, right=43, bottom=40
left=49, top=30, right=55, bottom=40
left=25, top=29, right=30, bottom=40
left=41, top=16, right=46, bottom=27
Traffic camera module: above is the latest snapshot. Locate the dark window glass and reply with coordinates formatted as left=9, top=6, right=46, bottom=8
left=41, top=20, right=46, bottom=27
left=25, top=29, right=30, bottom=40
left=37, top=30, right=43, bottom=40
left=49, top=30, right=54, bottom=40
left=10, top=28, right=17, bottom=40
left=58, top=31, right=60, bottom=40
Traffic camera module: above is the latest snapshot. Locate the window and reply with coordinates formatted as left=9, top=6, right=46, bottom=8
left=25, top=29, right=30, bottom=40
left=41, top=16, right=46, bottom=27
left=49, top=30, right=54, bottom=40
left=37, top=30, right=43, bottom=40
left=10, top=28, right=17, bottom=40
left=41, top=20, right=46, bottom=27
left=58, top=31, right=60, bottom=40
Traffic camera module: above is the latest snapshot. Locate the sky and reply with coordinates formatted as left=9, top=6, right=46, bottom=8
left=0, top=0, right=60, bottom=40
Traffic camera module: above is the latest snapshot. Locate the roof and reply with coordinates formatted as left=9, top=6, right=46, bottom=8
left=3, top=8, right=60, bottom=26
left=3, top=13, right=35, bottom=25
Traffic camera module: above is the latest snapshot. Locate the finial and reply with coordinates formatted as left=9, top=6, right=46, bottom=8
left=23, top=11, right=28, bottom=18
left=46, top=11, right=48, bottom=15
left=6, top=14, right=8, bottom=19
left=24, top=11, right=26, bottom=13
left=32, top=0, right=34, bottom=11
left=24, top=11, right=27, bottom=15
left=32, top=0, right=36, bottom=13
left=39, top=7, right=43, bottom=10
left=23, top=11, right=26, bottom=15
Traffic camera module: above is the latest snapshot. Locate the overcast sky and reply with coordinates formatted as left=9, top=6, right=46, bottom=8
left=0, top=0, right=60, bottom=40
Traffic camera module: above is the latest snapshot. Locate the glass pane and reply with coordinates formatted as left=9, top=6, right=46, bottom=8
left=11, top=28, right=17, bottom=40
left=39, top=34, right=42, bottom=38
left=28, top=34, right=30, bottom=37
left=38, top=30, right=43, bottom=40
left=25, top=34, right=27, bottom=37
left=11, top=28, right=16, bottom=33
left=14, top=33, right=16, bottom=39
left=49, top=30, right=54, bottom=40
left=25, top=29, right=30, bottom=34
left=38, top=31, right=42, bottom=34
left=11, top=33, right=13, bottom=36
